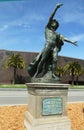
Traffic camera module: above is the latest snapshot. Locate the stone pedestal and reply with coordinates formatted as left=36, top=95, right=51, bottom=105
left=24, top=83, right=71, bottom=130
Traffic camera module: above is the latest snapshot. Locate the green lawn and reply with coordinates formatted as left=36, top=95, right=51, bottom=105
left=0, top=84, right=84, bottom=89
left=70, top=85, right=84, bottom=89
left=0, top=84, right=26, bottom=88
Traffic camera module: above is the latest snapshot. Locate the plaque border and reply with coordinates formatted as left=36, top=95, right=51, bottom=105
left=42, top=97, right=63, bottom=116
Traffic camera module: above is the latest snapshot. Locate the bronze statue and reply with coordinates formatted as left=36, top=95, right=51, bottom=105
left=27, top=3, right=77, bottom=81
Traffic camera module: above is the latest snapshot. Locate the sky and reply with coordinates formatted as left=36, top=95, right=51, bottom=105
left=0, top=0, right=84, bottom=59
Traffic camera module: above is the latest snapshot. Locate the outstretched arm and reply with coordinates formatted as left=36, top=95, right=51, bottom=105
left=47, top=3, right=63, bottom=27
left=64, top=37, right=77, bottom=46
left=60, top=35, right=78, bottom=46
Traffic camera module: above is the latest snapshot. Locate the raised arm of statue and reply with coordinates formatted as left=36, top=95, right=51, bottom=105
left=47, top=3, right=63, bottom=27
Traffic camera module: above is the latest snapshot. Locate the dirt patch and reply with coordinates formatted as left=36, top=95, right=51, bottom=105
left=67, top=103, right=84, bottom=130
left=0, top=103, right=84, bottom=130
left=0, top=105, right=27, bottom=130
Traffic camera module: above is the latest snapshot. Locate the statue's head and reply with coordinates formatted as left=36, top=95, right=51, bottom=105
left=50, top=19, right=59, bottom=30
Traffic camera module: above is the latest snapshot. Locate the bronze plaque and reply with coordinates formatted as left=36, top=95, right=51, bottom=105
left=42, top=97, right=63, bottom=116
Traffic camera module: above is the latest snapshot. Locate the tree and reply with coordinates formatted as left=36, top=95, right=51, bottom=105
left=5, top=53, right=25, bottom=84
left=56, top=66, right=65, bottom=78
left=75, top=65, right=84, bottom=85
left=64, top=61, right=83, bottom=85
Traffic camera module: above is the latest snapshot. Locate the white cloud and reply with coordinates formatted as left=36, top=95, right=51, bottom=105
left=0, top=19, right=31, bottom=32
left=70, top=34, right=84, bottom=41
left=29, top=14, right=45, bottom=21
left=63, top=11, right=84, bottom=25
left=61, top=2, right=84, bottom=25
left=0, top=24, right=9, bottom=31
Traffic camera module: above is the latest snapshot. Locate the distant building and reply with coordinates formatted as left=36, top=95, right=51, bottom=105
left=0, top=50, right=84, bottom=84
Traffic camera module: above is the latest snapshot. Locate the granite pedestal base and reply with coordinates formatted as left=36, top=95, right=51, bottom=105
left=24, top=111, right=71, bottom=130
left=24, top=83, right=71, bottom=130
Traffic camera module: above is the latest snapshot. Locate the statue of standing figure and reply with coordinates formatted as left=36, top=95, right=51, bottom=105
left=27, top=3, right=77, bottom=81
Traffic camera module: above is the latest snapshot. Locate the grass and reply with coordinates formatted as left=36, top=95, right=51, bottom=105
left=0, top=84, right=27, bottom=88
left=0, top=84, right=84, bottom=89
left=70, top=85, right=84, bottom=89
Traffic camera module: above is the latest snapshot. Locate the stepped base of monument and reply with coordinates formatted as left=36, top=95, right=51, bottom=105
left=24, top=83, right=71, bottom=130
left=24, top=111, right=71, bottom=130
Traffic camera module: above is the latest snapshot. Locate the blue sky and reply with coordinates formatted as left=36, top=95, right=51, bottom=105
left=0, top=0, right=84, bottom=59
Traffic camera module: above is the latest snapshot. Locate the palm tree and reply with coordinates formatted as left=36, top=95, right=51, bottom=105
left=5, top=53, right=25, bottom=84
left=75, top=65, right=84, bottom=85
left=56, top=66, right=65, bottom=78
left=64, top=61, right=83, bottom=85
